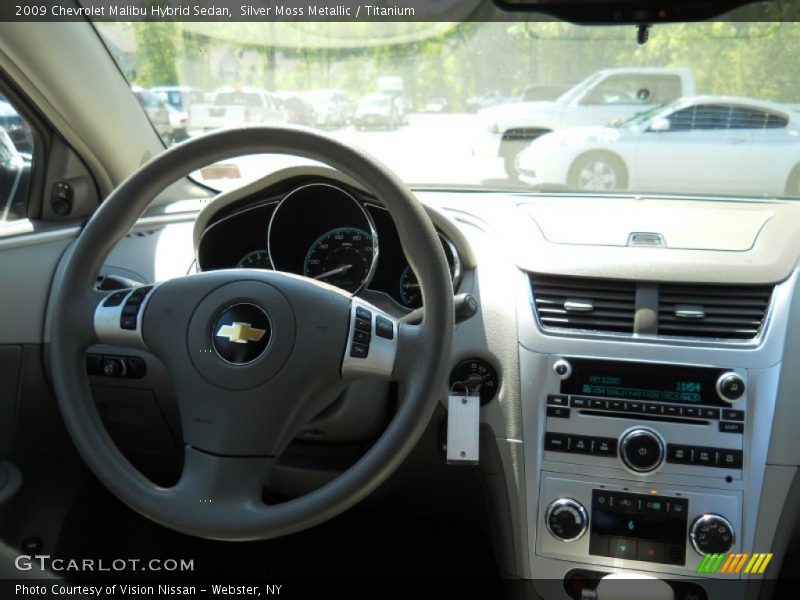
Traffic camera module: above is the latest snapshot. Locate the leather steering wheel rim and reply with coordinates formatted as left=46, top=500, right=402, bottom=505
left=48, top=126, right=454, bottom=540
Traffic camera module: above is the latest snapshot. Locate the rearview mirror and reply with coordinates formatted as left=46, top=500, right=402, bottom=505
left=649, top=117, right=671, bottom=132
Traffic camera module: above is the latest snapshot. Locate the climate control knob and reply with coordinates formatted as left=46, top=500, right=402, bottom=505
left=620, top=429, right=664, bottom=473
left=545, top=498, right=588, bottom=542
left=690, top=514, right=735, bottom=555
left=716, top=372, right=745, bottom=403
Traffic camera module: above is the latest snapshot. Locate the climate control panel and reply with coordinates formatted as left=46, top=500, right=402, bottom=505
left=536, top=473, right=741, bottom=576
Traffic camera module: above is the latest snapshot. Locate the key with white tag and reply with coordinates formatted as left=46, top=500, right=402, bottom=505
left=446, top=388, right=480, bottom=464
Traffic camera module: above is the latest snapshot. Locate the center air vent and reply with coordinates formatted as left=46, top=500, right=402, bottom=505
left=529, top=274, right=636, bottom=334
left=658, top=284, right=772, bottom=340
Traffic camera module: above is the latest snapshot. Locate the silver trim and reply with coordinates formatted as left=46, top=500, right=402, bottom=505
left=93, top=284, right=158, bottom=350
left=341, top=298, right=398, bottom=380
left=716, top=372, right=746, bottom=404
left=689, top=513, right=736, bottom=556
left=544, top=498, right=588, bottom=542
left=267, top=182, right=379, bottom=295
left=564, top=299, right=594, bottom=312
left=619, top=428, right=665, bottom=473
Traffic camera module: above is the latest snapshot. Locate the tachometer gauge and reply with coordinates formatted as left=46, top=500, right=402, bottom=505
left=237, top=249, right=272, bottom=269
left=303, top=227, right=375, bottom=293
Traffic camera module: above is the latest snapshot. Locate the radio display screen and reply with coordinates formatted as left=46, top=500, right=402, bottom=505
left=561, top=359, right=729, bottom=407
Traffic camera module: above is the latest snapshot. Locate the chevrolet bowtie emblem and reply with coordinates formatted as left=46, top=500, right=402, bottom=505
left=216, top=322, right=267, bottom=344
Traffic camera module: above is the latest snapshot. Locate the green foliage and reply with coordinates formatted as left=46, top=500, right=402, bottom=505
left=120, top=21, right=800, bottom=105
left=132, top=22, right=179, bottom=86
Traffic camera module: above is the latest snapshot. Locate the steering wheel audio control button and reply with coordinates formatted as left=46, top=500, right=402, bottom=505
left=103, top=290, right=129, bottom=307
left=350, top=343, right=369, bottom=359
left=375, top=315, right=394, bottom=339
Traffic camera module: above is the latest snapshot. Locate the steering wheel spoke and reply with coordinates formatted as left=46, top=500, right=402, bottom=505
left=341, top=298, right=400, bottom=380
left=93, top=284, right=158, bottom=350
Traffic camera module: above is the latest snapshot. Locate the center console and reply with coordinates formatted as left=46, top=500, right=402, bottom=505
left=534, top=355, right=750, bottom=579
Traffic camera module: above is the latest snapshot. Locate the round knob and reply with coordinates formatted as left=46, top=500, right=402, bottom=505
left=690, top=514, right=735, bottom=555
left=545, top=498, right=588, bottom=542
left=553, top=359, right=572, bottom=380
left=620, top=429, right=664, bottom=473
left=716, top=372, right=745, bottom=403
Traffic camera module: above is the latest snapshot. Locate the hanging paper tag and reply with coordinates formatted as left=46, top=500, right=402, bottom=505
left=446, top=391, right=480, bottom=464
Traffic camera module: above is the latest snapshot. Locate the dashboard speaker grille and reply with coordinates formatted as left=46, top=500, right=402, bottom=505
left=657, top=283, right=773, bottom=340
left=529, top=274, right=636, bottom=333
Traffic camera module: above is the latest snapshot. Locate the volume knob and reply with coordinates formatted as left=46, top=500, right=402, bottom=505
left=620, top=429, right=664, bottom=473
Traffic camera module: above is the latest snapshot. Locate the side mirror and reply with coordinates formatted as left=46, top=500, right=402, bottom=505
left=649, top=117, right=671, bottom=132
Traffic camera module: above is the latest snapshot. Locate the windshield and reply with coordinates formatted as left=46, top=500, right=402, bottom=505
left=95, top=21, right=800, bottom=199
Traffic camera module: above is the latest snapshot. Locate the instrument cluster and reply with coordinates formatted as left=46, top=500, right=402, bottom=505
left=196, top=180, right=460, bottom=310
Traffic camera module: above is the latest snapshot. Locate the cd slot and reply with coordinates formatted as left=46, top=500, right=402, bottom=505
left=579, top=410, right=709, bottom=426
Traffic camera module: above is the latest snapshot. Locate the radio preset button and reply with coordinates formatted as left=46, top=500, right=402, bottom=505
left=620, top=429, right=664, bottom=473
left=645, top=403, right=662, bottom=414
left=700, top=408, right=721, bottom=419
left=590, top=399, right=608, bottom=410
left=625, top=401, right=643, bottom=413
left=609, top=400, right=624, bottom=411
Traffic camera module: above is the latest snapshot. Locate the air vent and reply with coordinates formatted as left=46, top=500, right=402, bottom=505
left=530, top=274, right=636, bottom=334
left=658, top=284, right=773, bottom=340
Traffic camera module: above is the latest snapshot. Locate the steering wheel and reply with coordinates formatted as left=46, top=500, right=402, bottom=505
left=48, top=127, right=454, bottom=540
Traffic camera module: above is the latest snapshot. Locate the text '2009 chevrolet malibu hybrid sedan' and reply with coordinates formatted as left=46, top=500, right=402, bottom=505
left=2, top=1, right=800, bottom=599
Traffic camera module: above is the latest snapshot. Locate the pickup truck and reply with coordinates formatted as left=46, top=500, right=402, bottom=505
left=472, top=67, right=696, bottom=179
left=188, top=86, right=288, bottom=134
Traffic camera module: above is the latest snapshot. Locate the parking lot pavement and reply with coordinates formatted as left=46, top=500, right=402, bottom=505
left=190, top=113, right=509, bottom=191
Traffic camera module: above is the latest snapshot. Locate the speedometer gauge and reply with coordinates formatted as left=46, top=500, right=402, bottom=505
left=237, top=249, right=272, bottom=269
left=303, top=227, right=375, bottom=293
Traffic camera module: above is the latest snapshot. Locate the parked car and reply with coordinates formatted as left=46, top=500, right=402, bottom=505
left=188, top=86, right=288, bottom=134
left=273, top=92, right=317, bottom=126
left=165, top=104, right=190, bottom=143
left=151, top=86, right=204, bottom=113
left=0, top=97, right=33, bottom=154
left=519, top=83, right=572, bottom=102
left=132, top=86, right=171, bottom=141
left=353, top=93, right=402, bottom=130
left=465, top=90, right=514, bottom=112
left=516, top=96, right=800, bottom=196
left=473, top=67, right=696, bottom=179
left=304, top=89, right=356, bottom=128
left=424, top=98, right=449, bottom=113
left=0, top=126, right=30, bottom=224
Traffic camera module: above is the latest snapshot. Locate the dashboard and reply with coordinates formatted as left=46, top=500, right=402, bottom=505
left=196, top=178, right=460, bottom=310
left=77, top=167, right=800, bottom=599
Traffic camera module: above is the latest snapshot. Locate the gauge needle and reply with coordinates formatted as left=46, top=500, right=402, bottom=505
left=313, top=264, right=353, bottom=280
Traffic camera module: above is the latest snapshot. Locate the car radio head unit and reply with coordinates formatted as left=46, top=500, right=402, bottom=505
left=560, top=359, right=735, bottom=407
